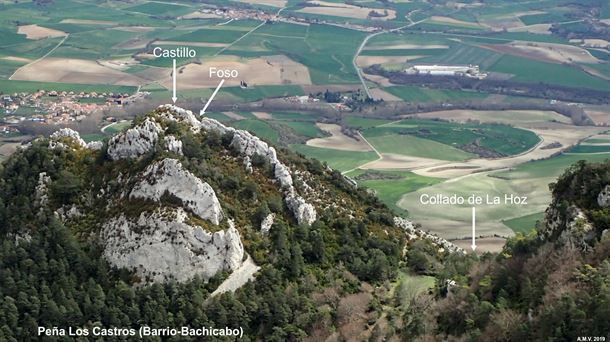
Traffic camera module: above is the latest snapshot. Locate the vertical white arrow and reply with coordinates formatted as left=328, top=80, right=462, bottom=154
left=172, top=59, right=177, bottom=103
left=471, top=206, right=477, bottom=251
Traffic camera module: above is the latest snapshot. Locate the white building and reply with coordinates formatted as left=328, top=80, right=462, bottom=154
left=405, top=64, right=487, bottom=79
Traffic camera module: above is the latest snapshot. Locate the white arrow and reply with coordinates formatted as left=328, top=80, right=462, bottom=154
left=172, top=59, right=177, bottom=103
left=200, top=78, right=225, bottom=116
left=471, top=206, right=477, bottom=251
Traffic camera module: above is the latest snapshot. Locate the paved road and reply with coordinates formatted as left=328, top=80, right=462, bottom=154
left=352, top=12, right=426, bottom=99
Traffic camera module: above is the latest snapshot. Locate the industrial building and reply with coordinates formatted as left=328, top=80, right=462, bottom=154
left=404, top=64, right=487, bottom=79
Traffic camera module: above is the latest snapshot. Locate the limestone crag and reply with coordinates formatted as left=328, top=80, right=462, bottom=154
left=164, top=135, right=183, bottom=155
left=34, top=172, right=50, bottom=209
left=543, top=203, right=596, bottom=251
left=158, top=104, right=201, bottom=133
left=101, top=208, right=244, bottom=283
left=286, top=194, right=317, bottom=226
left=107, top=118, right=161, bottom=160
left=198, top=114, right=317, bottom=225
left=260, top=213, right=275, bottom=235
left=49, top=128, right=87, bottom=148
left=87, top=141, right=103, bottom=150
left=130, top=158, right=223, bottom=225
left=597, top=185, right=610, bottom=207
left=394, top=217, right=464, bottom=254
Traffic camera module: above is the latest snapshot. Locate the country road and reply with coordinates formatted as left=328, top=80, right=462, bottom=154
left=9, top=33, right=70, bottom=80
left=352, top=11, right=426, bottom=99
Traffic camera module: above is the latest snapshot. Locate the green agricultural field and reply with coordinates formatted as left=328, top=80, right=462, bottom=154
left=345, top=117, right=393, bottom=130
left=502, top=212, right=544, bottom=235
left=365, top=134, right=475, bottom=161
left=583, top=137, right=610, bottom=144
left=488, top=55, right=610, bottom=91
left=290, top=145, right=378, bottom=172
left=227, top=23, right=366, bottom=84
left=347, top=169, right=442, bottom=214
left=223, top=85, right=304, bottom=102
left=80, top=133, right=106, bottom=143
left=125, top=2, right=194, bottom=17
left=204, top=112, right=232, bottom=122
left=568, top=145, right=610, bottom=153
left=171, top=28, right=247, bottom=44
left=102, top=121, right=132, bottom=135
left=384, top=86, right=489, bottom=103
left=279, top=121, right=326, bottom=138
left=363, top=119, right=540, bottom=157
left=270, top=112, right=319, bottom=122
left=231, top=119, right=279, bottom=143
left=0, top=80, right=136, bottom=94
left=519, top=12, right=568, bottom=25
left=417, top=44, right=503, bottom=69
left=399, top=151, right=610, bottom=239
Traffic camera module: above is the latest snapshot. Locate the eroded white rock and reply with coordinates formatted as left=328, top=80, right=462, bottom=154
left=159, top=104, right=201, bottom=132
left=260, top=213, right=275, bottom=235
left=34, top=172, right=51, bottom=209
left=164, top=135, right=183, bottom=155
left=286, top=194, right=316, bottom=226
left=394, top=217, right=464, bottom=254
left=101, top=208, right=244, bottom=283
left=49, top=128, right=87, bottom=148
left=598, top=185, right=610, bottom=207
left=130, top=158, right=223, bottom=224
left=107, top=118, right=161, bottom=160
left=199, top=115, right=317, bottom=225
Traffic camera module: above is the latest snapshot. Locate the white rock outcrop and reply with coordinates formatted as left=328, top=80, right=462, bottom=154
left=101, top=208, right=244, bottom=283
left=598, top=185, right=610, bottom=207
left=87, top=141, right=103, bottom=150
left=130, top=158, right=223, bottom=225
left=260, top=213, right=275, bottom=235
left=159, top=104, right=201, bottom=132
left=199, top=115, right=317, bottom=225
left=49, top=128, right=87, bottom=148
left=394, top=217, right=464, bottom=254
left=286, top=194, right=317, bottom=226
left=543, top=204, right=596, bottom=251
left=164, top=135, right=183, bottom=155
left=107, top=118, right=161, bottom=160
left=34, top=172, right=51, bottom=209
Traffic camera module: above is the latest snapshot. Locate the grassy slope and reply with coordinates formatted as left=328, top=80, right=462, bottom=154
left=290, top=144, right=378, bottom=172
left=365, top=134, right=474, bottom=161
left=348, top=169, right=443, bottom=215
left=502, top=212, right=544, bottom=235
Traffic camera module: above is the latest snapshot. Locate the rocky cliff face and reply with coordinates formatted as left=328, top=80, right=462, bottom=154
left=107, top=118, right=161, bottom=160
left=101, top=208, right=243, bottom=283
left=539, top=163, right=610, bottom=251
left=129, top=158, right=223, bottom=225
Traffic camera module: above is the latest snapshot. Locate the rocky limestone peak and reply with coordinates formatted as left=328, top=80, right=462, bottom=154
left=50, top=128, right=87, bottom=148
left=158, top=104, right=201, bottom=132
left=49, top=128, right=102, bottom=150
left=107, top=118, right=162, bottom=160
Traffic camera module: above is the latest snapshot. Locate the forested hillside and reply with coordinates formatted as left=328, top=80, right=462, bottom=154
left=0, top=106, right=447, bottom=341
left=0, top=106, right=608, bottom=341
